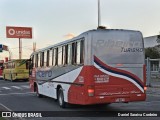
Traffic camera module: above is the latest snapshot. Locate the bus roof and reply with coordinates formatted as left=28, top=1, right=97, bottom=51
left=31, top=29, right=141, bottom=56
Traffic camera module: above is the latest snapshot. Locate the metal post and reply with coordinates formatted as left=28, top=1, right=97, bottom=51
left=98, top=0, right=101, bottom=27
left=8, top=50, right=12, bottom=60
left=158, top=59, right=160, bottom=78
left=19, top=38, right=22, bottom=59
left=21, top=38, right=22, bottom=59
left=33, top=42, right=36, bottom=52
left=146, top=57, right=151, bottom=86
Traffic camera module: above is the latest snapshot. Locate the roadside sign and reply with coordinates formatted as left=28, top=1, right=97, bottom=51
left=6, top=26, right=32, bottom=39
left=0, top=44, right=2, bottom=52
left=3, top=45, right=8, bottom=51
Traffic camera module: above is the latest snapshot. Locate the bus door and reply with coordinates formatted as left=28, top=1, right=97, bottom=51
left=0, top=60, right=4, bottom=78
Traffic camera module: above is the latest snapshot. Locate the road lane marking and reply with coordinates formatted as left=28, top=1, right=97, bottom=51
left=138, top=101, right=160, bottom=103
left=147, top=94, right=160, bottom=97
left=0, top=92, right=34, bottom=96
left=11, top=86, right=21, bottom=89
left=0, top=103, right=26, bottom=120
left=2, top=87, right=11, bottom=90
left=21, top=85, right=30, bottom=89
left=0, top=103, right=12, bottom=111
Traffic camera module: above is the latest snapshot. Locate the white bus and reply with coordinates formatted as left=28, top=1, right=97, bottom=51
left=29, top=28, right=146, bottom=108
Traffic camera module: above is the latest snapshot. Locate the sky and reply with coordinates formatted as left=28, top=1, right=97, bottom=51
left=0, top=0, right=160, bottom=60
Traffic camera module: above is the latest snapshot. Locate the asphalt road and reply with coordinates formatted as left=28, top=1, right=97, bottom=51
left=0, top=79, right=160, bottom=120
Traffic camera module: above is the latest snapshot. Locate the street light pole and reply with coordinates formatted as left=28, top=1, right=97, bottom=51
left=8, top=50, right=12, bottom=60
left=98, top=0, right=101, bottom=27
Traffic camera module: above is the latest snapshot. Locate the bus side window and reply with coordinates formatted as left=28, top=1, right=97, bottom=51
left=41, top=52, right=44, bottom=67
left=10, top=63, right=12, bottom=68
left=40, top=53, right=41, bottom=67
left=35, top=54, right=38, bottom=67
left=13, top=63, right=15, bottom=68
left=32, top=55, right=36, bottom=68
left=49, top=49, right=53, bottom=66
left=64, top=45, right=68, bottom=65
left=53, top=49, right=55, bottom=66
left=76, top=41, right=81, bottom=64
left=44, top=51, right=47, bottom=67
left=8, top=63, right=10, bottom=69
left=80, top=40, right=84, bottom=64
left=26, top=60, right=29, bottom=69
left=62, top=46, right=66, bottom=65
left=58, top=47, right=62, bottom=66
left=72, top=42, right=77, bottom=64
left=12, top=62, right=14, bottom=68
left=47, top=50, right=49, bottom=67
left=68, top=44, right=72, bottom=65
left=53, top=48, right=58, bottom=66
left=30, top=56, right=33, bottom=68
left=38, top=53, right=40, bottom=67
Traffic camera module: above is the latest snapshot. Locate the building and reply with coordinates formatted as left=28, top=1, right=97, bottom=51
left=144, top=35, right=160, bottom=78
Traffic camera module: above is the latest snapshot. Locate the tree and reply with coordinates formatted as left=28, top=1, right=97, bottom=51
left=145, top=47, right=160, bottom=59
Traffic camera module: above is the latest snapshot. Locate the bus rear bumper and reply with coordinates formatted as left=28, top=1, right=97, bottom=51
left=83, top=94, right=146, bottom=105
left=15, top=76, right=29, bottom=80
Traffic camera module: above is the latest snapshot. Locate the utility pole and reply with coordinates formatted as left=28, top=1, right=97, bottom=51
left=33, top=42, right=36, bottom=52
left=19, top=38, right=22, bottom=59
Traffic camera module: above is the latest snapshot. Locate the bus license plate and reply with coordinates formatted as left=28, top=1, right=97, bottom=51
left=115, top=98, right=125, bottom=102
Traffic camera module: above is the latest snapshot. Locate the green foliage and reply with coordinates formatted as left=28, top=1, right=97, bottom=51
left=145, top=47, right=160, bottom=59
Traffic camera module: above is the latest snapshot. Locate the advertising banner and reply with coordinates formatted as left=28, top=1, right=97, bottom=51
left=6, top=26, right=32, bottom=39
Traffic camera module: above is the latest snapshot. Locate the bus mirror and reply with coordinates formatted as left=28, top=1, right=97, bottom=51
left=1, top=66, right=4, bottom=70
left=28, top=58, right=32, bottom=61
left=29, top=63, right=33, bottom=69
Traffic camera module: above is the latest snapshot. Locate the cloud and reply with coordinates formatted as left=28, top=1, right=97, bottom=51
left=64, top=33, right=75, bottom=39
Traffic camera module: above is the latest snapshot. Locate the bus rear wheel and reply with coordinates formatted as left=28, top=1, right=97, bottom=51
left=58, top=88, right=66, bottom=108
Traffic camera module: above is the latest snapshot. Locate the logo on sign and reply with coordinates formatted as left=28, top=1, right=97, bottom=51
left=37, top=70, right=52, bottom=78
left=8, top=28, right=16, bottom=36
left=7, top=29, right=31, bottom=36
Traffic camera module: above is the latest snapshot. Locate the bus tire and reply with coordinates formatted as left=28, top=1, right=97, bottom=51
left=3, top=75, right=6, bottom=81
left=36, top=85, right=43, bottom=98
left=11, top=74, right=13, bottom=82
left=58, top=88, right=66, bottom=108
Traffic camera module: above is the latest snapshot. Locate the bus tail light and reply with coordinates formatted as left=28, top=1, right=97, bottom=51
left=88, top=86, right=94, bottom=97
left=144, top=86, right=147, bottom=91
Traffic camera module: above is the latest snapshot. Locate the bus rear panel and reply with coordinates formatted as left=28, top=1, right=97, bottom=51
left=3, top=59, right=29, bottom=81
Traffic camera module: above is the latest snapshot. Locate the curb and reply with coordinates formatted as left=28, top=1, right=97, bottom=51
left=151, top=85, right=160, bottom=88
left=147, top=84, right=160, bottom=88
